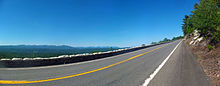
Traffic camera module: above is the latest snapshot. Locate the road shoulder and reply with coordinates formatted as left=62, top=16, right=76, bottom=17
left=148, top=42, right=212, bottom=86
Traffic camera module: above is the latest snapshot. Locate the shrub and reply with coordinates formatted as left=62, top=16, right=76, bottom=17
left=208, top=44, right=214, bottom=50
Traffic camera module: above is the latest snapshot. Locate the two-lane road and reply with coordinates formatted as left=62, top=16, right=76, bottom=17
left=0, top=40, right=212, bottom=86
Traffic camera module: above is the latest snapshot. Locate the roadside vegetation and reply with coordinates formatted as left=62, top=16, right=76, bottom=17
left=182, top=0, right=220, bottom=46
left=151, top=36, right=183, bottom=45
left=182, top=0, right=220, bottom=85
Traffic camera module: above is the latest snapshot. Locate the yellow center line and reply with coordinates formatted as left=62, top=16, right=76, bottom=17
left=0, top=44, right=168, bottom=84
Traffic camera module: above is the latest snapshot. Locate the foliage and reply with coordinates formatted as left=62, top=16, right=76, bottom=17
left=151, top=42, right=157, bottom=44
left=110, top=47, right=113, bottom=51
left=208, top=44, right=214, bottom=50
left=158, top=38, right=171, bottom=43
left=182, top=0, right=220, bottom=44
left=172, top=36, right=184, bottom=40
left=151, top=36, right=183, bottom=44
left=182, top=15, right=195, bottom=35
left=91, top=51, right=102, bottom=53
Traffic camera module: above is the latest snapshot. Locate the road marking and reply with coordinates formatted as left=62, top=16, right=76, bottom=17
left=142, top=40, right=182, bottom=86
left=0, top=45, right=158, bottom=70
left=0, top=44, right=169, bottom=84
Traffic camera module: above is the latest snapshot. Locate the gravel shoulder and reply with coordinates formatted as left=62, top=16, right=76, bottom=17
left=185, top=39, right=220, bottom=86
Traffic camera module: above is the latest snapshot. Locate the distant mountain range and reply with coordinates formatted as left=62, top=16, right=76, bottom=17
left=0, top=45, right=122, bottom=59
left=0, top=45, right=120, bottom=49
left=0, top=45, right=74, bottom=49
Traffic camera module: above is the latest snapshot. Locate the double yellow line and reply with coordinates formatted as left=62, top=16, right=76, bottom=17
left=0, top=44, right=168, bottom=84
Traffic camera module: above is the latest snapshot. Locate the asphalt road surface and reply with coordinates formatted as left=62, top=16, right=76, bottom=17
left=0, top=40, right=212, bottom=86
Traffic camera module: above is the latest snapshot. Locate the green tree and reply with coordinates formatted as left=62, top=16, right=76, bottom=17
left=151, top=42, right=157, bottom=44
left=182, top=15, right=195, bottom=35
left=110, top=47, right=113, bottom=51
left=182, top=0, right=220, bottom=45
left=191, top=0, right=220, bottom=44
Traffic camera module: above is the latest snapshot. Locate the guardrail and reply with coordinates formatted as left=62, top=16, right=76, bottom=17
left=0, top=42, right=169, bottom=68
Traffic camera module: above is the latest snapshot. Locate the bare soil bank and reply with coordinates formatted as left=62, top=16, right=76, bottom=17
left=185, top=39, right=220, bottom=86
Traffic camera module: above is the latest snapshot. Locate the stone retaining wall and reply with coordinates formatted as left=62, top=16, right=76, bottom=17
left=0, top=43, right=167, bottom=68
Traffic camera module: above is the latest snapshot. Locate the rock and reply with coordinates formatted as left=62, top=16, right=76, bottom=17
left=23, top=58, right=33, bottom=60
left=190, top=41, right=194, bottom=45
left=12, top=58, right=22, bottom=60
left=0, top=58, right=11, bottom=60
left=33, top=57, right=43, bottom=60
left=50, top=57, right=59, bottom=59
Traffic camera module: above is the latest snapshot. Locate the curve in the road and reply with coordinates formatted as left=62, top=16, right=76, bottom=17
left=0, top=44, right=168, bottom=84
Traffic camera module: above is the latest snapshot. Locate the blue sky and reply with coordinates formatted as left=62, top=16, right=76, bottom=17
left=0, top=0, right=198, bottom=47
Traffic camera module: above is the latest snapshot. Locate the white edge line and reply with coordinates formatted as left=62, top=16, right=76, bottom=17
left=142, top=40, right=182, bottom=86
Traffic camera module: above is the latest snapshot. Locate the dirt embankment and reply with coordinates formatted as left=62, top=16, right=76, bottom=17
left=184, top=35, right=220, bottom=86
